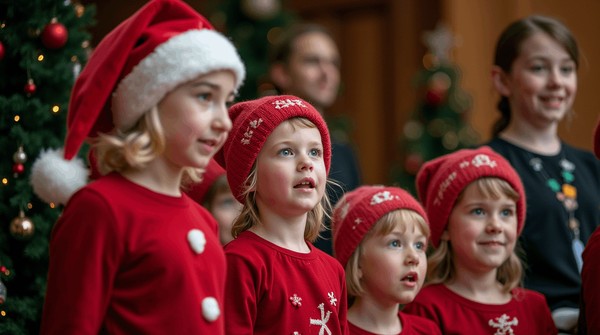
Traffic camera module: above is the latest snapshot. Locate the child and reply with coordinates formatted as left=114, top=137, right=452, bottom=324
left=32, top=0, right=245, bottom=333
left=332, top=185, right=441, bottom=334
left=216, top=95, right=348, bottom=334
left=187, top=159, right=241, bottom=245
left=403, top=147, right=557, bottom=334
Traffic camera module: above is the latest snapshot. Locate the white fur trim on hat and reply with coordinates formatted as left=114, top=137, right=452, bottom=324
left=112, top=29, right=245, bottom=131
left=30, top=148, right=89, bottom=205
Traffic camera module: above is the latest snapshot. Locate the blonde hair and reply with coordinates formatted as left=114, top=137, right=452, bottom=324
left=426, top=177, right=523, bottom=293
left=345, top=209, right=430, bottom=298
left=231, top=118, right=332, bottom=242
left=94, top=106, right=202, bottom=182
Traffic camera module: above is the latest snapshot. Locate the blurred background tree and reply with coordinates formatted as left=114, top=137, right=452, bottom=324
left=0, top=1, right=94, bottom=333
left=392, top=23, right=479, bottom=195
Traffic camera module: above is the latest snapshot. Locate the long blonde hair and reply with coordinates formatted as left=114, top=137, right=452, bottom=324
left=426, top=177, right=523, bottom=293
left=94, top=106, right=202, bottom=182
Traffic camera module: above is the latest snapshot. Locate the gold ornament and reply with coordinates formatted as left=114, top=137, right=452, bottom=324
left=10, top=211, right=35, bottom=240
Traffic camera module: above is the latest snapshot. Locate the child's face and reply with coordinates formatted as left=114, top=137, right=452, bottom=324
left=157, top=70, right=235, bottom=171
left=254, top=120, right=326, bottom=217
left=210, top=187, right=242, bottom=245
left=445, top=182, right=518, bottom=273
left=358, top=221, right=428, bottom=306
left=499, top=32, right=577, bottom=127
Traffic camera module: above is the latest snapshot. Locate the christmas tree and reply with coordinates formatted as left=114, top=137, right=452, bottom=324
left=392, top=23, right=479, bottom=195
left=0, top=1, right=94, bottom=333
left=207, top=0, right=296, bottom=101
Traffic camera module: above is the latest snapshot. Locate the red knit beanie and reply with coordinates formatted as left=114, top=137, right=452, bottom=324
left=30, top=0, right=245, bottom=205
left=332, top=185, right=428, bottom=269
left=215, top=95, right=331, bottom=203
left=416, top=146, right=526, bottom=248
left=186, top=159, right=226, bottom=204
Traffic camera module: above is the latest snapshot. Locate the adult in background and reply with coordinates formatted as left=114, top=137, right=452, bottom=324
left=485, top=15, right=600, bottom=334
left=269, top=23, right=362, bottom=254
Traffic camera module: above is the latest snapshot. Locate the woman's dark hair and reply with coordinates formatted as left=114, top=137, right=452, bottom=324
left=492, top=15, right=579, bottom=136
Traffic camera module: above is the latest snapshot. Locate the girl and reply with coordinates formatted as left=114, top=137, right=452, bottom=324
left=216, top=95, right=348, bottom=334
left=32, top=0, right=245, bottom=333
left=332, top=185, right=441, bottom=335
left=404, top=147, right=556, bottom=334
left=486, top=15, right=600, bottom=333
left=187, top=159, right=241, bottom=245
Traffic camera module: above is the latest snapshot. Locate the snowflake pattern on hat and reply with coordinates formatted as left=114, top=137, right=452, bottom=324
left=241, top=118, right=263, bottom=145
left=433, top=153, right=498, bottom=206
left=272, top=99, right=307, bottom=109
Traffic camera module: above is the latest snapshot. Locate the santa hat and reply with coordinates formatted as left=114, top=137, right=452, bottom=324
left=416, top=146, right=526, bottom=248
left=186, top=159, right=226, bottom=205
left=215, top=95, right=331, bottom=203
left=332, top=185, right=428, bottom=269
left=30, top=0, right=245, bottom=205
left=594, top=117, right=600, bottom=159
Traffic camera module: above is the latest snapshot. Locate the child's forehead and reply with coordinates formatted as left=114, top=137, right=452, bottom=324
left=267, top=119, right=322, bottom=142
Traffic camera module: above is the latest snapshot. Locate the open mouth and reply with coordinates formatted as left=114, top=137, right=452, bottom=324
left=401, top=273, right=418, bottom=283
left=294, top=179, right=315, bottom=189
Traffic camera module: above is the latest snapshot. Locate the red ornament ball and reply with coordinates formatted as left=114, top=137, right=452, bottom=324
left=0, top=41, right=5, bottom=61
left=404, top=153, right=423, bottom=175
left=13, top=163, right=25, bottom=175
left=24, top=79, right=36, bottom=95
left=41, top=19, right=68, bottom=49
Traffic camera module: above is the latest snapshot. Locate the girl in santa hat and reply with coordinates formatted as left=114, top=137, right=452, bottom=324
left=216, top=95, right=348, bottom=334
left=403, top=147, right=556, bottom=334
left=33, top=0, right=245, bottom=333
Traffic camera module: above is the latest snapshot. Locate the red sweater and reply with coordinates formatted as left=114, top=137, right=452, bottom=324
left=581, top=226, right=600, bottom=334
left=403, top=283, right=557, bottom=334
left=348, top=312, right=441, bottom=335
left=41, top=173, right=226, bottom=334
left=224, top=231, right=349, bottom=334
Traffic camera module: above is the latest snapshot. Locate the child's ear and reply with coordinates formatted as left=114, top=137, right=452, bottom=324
left=441, top=230, right=450, bottom=241
left=491, top=65, right=511, bottom=97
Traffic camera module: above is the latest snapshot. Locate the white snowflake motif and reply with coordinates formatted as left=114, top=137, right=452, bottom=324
left=370, top=191, right=399, bottom=205
left=309, top=303, right=332, bottom=335
left=289, top=293, right=302, bottom=308
left=241, top=118, right=263, bottom=145
left=459, top=160, right=470, bottom=169
left=272, top=99, right=307, bottom=109
left=488, top=314, right=518, bottom=335
left=327, top=292, right=337, bottom=306
left=471, top=154, right=497, bottom=168
left=352, top=218, right=362, bottom=230
left=292, top=332, right=301, bottom=335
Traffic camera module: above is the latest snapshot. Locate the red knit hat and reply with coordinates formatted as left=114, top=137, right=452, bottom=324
left=186, top=159, right=226, bottom=204
left=215, top=95, right=331, bottom=203
left=594, top=117, right=600, bottom=159
left=331, top=185, right=428, bottom=269
left=30, top=0, right=245, bottom=205
left=416, top=146, right=526, bottom=248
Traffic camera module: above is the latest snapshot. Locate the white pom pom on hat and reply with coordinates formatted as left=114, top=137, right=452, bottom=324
left=29, top=0, right=245, bottom=205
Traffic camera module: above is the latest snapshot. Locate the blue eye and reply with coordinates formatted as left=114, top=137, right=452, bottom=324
left=309, top=148, right=322, bottom=157
left=415, top=241, right=426, bottom=250
left=279, top=148, right=293, bottom=157
left=500, top=208, right=514, bottom=217
left=471, top=208, right=484, bottom=216
left=389, top=240, right=401, bottom=248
